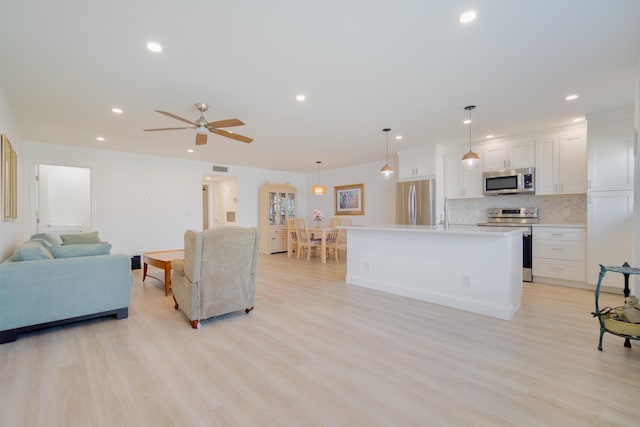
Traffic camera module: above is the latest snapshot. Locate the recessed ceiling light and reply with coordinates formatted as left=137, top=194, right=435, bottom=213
left=296, top=94, right=306, bottom=102
left=96, top=137, right=105, bottom=142
left=111, top=107, right=123, bottom=114
left=187, top=149, right=194, bottom=153
left=463, top=119, right=471, bottom=125
left=459, top=11, right=477, bottom=24
left=146, top=42, right=163, bottom=53
left=565, top=94, right=579, bottom=101
left=205, top=177, right=211, bottom=180
left=395, top=135, right=403, bottom=140
left=486, top=134, right=494, bottom=139
left=572, top=117, right=585, bottom=123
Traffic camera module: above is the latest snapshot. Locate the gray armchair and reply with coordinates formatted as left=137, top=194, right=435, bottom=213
left=171, top=226, right=261, bottom=329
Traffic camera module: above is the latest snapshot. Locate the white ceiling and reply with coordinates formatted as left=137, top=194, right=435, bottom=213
left=1, top=0, right=639, bottom=173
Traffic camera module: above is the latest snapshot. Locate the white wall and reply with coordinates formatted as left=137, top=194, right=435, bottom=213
left=634, top=57, right=640, bottom=294
left=0, top=86, right=23, bottom=261
left=302, top=158, right=398, bottom=225
left=22, top=141, right=306, bottom=255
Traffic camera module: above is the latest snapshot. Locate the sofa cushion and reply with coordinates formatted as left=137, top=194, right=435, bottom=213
left=12, top=240, right=55, bottom=262
left=29, top=233, right=62, bottom=246
left=60, top=231, right=101, bottom=245
left=50, top=243, right=112, bottom=258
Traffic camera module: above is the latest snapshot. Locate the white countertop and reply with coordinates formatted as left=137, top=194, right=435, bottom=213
left=532, top=223, right=586, bottom=228
left=342, top=224, right=525, bottom=236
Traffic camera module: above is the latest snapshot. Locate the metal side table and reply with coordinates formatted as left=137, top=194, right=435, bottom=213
left=594, top=262, right=640, bottom=351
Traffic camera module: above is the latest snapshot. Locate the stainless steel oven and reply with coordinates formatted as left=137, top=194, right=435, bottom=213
left=478, top=207, right=538, bottom=282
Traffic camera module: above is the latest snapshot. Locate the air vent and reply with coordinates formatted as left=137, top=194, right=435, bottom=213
left=212, top=165, right=228, bottom=173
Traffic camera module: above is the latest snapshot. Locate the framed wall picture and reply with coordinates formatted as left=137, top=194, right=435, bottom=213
left=334, top=183, right=364, bottom=215
left=1, top=134, right=17, bottom=221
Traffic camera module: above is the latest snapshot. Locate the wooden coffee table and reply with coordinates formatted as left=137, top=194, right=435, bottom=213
left=143, top=250, right=184, bottom=296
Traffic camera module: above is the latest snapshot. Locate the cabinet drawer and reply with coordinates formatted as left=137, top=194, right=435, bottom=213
left=533, top=258, right=586, bottom=281
left=534, top=227, right=585, bottom=242
left=533, top=240, right=585, bottom=261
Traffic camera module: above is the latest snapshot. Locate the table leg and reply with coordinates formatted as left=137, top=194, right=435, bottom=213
left=321, top=235, right=327, bottom=264
left=143, top=262, right=148, bottom=281
left=164, top=262, right=171, bottom=296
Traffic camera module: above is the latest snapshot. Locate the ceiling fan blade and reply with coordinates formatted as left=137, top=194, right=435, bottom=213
left=195, top=133, right=208, bottom=145
left=155, top=110, right=197, bottom=126
left=206, top=118, right=245, bottom=128
left=210, top=128, right=253, bottom=143
left=144, top=127, right=193, bottom=131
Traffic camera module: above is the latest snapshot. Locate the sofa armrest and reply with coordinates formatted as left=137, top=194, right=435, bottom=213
left=0, top=254, right=132, bottom=331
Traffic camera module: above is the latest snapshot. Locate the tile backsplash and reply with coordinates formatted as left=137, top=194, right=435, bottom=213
left=447, top=194, right=587, bottom=225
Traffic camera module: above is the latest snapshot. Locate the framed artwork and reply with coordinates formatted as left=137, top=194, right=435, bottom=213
left=1, top=134, right=17, bottom=221
left=334, top=183, right=364, bottom=215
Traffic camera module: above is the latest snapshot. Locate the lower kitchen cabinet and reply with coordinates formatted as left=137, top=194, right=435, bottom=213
left=533, top=226, right=586, bottom=283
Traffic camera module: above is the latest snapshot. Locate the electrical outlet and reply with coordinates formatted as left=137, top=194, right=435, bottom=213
left=462, top=274, right=471, bottom=287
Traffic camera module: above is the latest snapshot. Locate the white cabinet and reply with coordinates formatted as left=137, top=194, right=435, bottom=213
left=259, top=182, right=297, bottom=254
left=534, top=127, right=587, bottom=195
left=586, top=190, right=634, bottom=288
left=533, top=226, right=586, bottom=282
left=398, top=146, right=435, bottom=181
left=482, top=139, right=534, bottom=171
left=587, top=112, right=634, bottom=192
left=444, top=146, right=483, bottom=199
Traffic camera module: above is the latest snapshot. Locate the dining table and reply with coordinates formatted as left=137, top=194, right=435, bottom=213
left=310, top=227, right=337, bottom=264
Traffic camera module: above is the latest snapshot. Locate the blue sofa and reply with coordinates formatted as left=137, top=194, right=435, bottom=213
left=0, top=234, right=132, bottom=344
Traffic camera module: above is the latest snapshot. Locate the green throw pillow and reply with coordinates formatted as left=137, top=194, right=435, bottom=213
left=50, top=243, right=112, bottom=258
left=13, top=240, right=54, bottom=262
left=29, top=233, right=62, bottom=246
left=60, top=231, right=101, bottom=245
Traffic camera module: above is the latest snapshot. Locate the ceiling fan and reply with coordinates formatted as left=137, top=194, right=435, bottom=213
left=144, top=102, right=253, bottom=145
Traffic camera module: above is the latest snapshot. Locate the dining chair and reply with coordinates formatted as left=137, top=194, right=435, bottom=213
left=286, top=218, right=304, bottom=257
left=326, top=218, right=351, bottom=262
left=295, top=219, right=321, bottom=261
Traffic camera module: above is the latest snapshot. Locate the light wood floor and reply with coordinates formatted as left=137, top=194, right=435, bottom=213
left=1, top=253, right=639, bottom=426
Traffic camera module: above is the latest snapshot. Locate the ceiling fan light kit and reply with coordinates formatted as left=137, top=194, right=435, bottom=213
left=461, top=105, right=480, bottom=169
left=144, top=102, right=253, bottom=146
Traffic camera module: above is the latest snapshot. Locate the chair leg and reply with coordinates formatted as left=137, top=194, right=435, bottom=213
left=245, top=306, right=254, bottom=314
left=190, top=320, right=200, bottom=329
left=173, top=295, right=179, bottom=310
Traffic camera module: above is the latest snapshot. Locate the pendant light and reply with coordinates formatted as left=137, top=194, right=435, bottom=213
left=380, top=128, right=394, bottom=179
left=311, top=161, right=327, bottom=195
left=461, top=105, right=480, bottom=169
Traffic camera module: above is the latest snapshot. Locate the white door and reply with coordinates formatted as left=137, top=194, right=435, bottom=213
left=586, top=190, right=634, bottom=288
left=36, top=164, right=91, bottom=235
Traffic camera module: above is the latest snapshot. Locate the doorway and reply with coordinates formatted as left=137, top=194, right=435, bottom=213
left=202, top=174, right=238, bottom=230
left=36, top=164, right=91, bottom=235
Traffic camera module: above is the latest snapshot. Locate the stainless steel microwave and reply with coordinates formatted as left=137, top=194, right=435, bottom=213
left=483, top=167, right=535, bottom=195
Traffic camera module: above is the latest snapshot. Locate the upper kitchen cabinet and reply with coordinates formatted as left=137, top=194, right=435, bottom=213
left=444, top=145, right=483, bottom=199
left=482, top=139, right=535, bottom=171
left=398, top=146, right=436, bottom=181
left=586, top=108, right=634, bottom=192
left=535, top=126, right=587, bottom=195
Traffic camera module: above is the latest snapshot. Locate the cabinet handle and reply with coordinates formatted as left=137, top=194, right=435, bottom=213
left=551, top=233, right=564, bottom=236
left=551, top=267, right=563, bottom=270
left=551, top=248, right=563, bottom=251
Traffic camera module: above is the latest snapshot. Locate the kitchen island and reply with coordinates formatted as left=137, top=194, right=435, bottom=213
left=342, top=225, right=524, bottom=320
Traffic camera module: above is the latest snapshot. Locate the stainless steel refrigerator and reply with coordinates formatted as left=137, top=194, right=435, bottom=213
left=396, top=179, right=436, bottom=225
